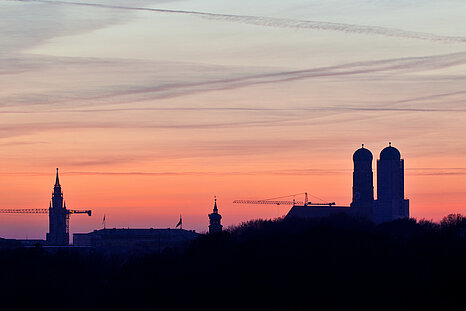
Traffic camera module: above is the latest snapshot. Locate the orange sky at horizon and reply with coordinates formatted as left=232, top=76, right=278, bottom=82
left=0, top=148, right=465, bottom=239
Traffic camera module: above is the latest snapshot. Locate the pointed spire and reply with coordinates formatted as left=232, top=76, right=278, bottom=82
left=55, top=168, right=60, bottom=187
left=213, top=196, right=218, bottom=213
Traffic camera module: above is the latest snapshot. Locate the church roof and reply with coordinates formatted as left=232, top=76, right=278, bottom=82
left=380, top=143, right=401, bottom=160
left=353, top=145, right=373, bottom=162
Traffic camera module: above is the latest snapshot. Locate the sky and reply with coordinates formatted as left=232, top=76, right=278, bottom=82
left=1, top=0, right=465, bottom=239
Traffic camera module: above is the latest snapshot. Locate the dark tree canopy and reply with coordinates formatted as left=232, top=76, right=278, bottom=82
left=1, top=214, right=465, bottom=310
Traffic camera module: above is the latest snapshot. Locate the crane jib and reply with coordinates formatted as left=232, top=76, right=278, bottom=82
left=0, top=209, right=49, bottom=214
left=0, top=209, right=92, bottom=216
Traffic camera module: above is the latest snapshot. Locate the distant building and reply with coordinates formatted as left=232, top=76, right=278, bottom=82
left=208, top=197, right=223, bottom=234
left=45, top=169, right=91, bottom=246
left=350, top=144, right=375, bottom=219
left=0, top=238, right=22, bottom=249
left=46, top=168, right=68, bottom=246
left=0, top=169, right=89, bottom=246
left=73, top=228, right=199, bottom=253
left=374, top=143, right=410, bottom=223
left=287, top=204, right=355, bottom=219
left=286, top=143, right=409, bottom=224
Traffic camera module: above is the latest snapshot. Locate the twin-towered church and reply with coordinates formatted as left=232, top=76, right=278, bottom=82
left=287, top=143, right=409, bottom=224
left=351, top=143, right=409, bottom=223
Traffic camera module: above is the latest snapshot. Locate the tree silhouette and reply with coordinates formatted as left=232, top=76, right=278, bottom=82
left=1, top=214, right=465, bottom=310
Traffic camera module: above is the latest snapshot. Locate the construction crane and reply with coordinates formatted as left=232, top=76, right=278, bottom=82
left=0, top=208, right=92, bottom=232
left=0, top=209, right=91, bottom=215
left=233, top=192, right=335, bottom=207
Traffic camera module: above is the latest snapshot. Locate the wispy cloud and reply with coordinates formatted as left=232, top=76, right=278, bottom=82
left=0, top=140, right=48, bottom=146
left=3, top=167, right=466, bottom=177
left=3, top=105, right=466, bottom=115
left=0, top=117, right=306, bottom=139
left=406, top=168, right=466, bottom=176
left=2, top=51, right=465, bottom=109
left=13, top=0, right=466, bottom=43
left=0, top=168, right=351, bottom=177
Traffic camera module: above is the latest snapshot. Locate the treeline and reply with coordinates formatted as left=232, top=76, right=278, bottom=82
left=1, top=214, right=466, bottom=310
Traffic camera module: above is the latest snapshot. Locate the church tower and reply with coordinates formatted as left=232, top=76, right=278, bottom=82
left=208, top=197, right=223, bottom=234
left=375, top=143, right=409, bottom=223
left=351, top=145, right=374, bottom=217
left=46, top=168, right=69, bottom=245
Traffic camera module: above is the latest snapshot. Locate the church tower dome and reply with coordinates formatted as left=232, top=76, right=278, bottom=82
left=351, top=144, right=374, bottom=210
left=208, top=196, right=223, bottom=234
left=380, top=142, right=401, bottom=161
left=353, top=144, right=373, bottom=162
left=376, top=143, right=409, bottom=223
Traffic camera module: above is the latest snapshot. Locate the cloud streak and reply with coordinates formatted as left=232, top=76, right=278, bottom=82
left=3, top=105, right=466, bottom=115
left=0, top=168, right=351, bottom=177
left=2, top=51, right=465, bottom=109
left=406, top=168, right=466, bottom=176
left=13, top=0, right=466, bottom=43
left=3, top=168, right=466, bottom=177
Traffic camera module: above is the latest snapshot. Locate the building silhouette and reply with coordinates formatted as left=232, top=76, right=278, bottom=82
left=46, top=168, right=68, bottom=245
left=73, top=228, right=199, bottom=253
left=208, top=197, right=223, bottom=233
left=287, top=143, right=409, bottom=223
left=46, top=168, right=91, bottom=245
left=350, top=144, right=374, bottom=217
left=374, top=143, right=410, bottom=223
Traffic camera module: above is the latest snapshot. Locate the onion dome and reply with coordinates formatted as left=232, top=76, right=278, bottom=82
left=380, top=142, right=401, bottom=160
left=353, top=144, right=373, bottom=162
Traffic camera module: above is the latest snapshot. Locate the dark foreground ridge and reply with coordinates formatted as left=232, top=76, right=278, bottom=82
left=1, top=214, right=466, bottom=310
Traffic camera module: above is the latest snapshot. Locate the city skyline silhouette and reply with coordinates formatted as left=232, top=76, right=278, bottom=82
left=0, top=142, right=442, bottom=244
left=0, top=141, right=462, bottom=239
left=1, top=1, right=466, bottom=308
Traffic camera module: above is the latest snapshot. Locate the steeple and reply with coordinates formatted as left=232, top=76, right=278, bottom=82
left=47, top=168, right=67, bottom=246
left=52, top=168, right=63, bottom=208
left=213, top=196, right=218, bottom=213
left=55, top=168, right=60, bottom=187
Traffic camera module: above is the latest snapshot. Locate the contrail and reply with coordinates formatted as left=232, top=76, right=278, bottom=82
left=1, top=51, right=465, bottom=108
left=47, top=51, right=466, bottom=103
left=13, top=0, right=466, bottom=43
left=4, top=168, right=466, bottom=177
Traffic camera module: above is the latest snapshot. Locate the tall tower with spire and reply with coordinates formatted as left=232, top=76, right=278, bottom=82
left=46, top=168, right=69, bottom=245
left=208, top=197, right=223, bottom=234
